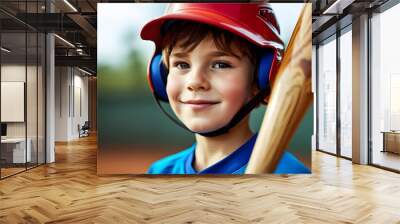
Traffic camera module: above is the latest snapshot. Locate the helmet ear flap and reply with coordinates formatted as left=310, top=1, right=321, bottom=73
left=149, top=53, right=169, bottom=102
left=256, top=51, right=274, bottom=91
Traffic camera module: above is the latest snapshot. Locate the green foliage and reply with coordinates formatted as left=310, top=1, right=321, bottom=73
left=98, top=44, right=148, bottom=95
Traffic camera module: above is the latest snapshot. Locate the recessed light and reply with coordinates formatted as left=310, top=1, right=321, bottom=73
left=1, top=47, right=11, bottom=53
left=63, top=0, right=78, bottom=12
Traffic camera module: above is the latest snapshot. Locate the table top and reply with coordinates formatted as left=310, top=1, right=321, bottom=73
left=381, top=131, right=400, bottom=134
left=1, top=138, right=28, bottom=143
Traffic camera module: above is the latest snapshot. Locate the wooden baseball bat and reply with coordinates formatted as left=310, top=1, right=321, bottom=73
left=245, top=4, right=312, bottom=174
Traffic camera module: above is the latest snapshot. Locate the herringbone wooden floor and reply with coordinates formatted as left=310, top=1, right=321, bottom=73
left=1, top=135, right=400, bottom=224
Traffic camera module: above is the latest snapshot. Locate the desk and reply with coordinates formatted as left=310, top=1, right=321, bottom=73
left=1, top=138, right=31, bottom=163
left=381, top=131, right=400, bottom=154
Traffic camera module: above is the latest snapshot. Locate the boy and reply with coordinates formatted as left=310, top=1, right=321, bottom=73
left=140, top=3, right=310, bottom=174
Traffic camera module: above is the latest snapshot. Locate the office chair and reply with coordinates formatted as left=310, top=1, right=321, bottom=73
left=79, top=121, right=90, bottom=138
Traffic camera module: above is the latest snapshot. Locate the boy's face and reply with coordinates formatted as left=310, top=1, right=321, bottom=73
left=166, top=36, right=256, bottom=133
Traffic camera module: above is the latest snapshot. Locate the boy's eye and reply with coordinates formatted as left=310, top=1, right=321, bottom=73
left=173, top=62, right=190, bottom=70
left=212, top=62, right=232, bottom=69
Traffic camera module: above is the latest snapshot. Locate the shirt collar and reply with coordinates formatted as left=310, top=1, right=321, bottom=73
left=184, top=134, right=258, bottom=174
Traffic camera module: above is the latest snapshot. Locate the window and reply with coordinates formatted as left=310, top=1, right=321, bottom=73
left=317, top=36, right=337, bottom=154
left=370, top=2, right=400, bottom=171
left=339, top=28, right=352, bottom=158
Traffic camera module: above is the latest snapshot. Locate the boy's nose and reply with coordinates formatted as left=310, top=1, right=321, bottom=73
left=186, top=68, right=210, bottom=91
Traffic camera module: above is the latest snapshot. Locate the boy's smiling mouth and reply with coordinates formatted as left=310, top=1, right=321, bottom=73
left=180, top=99, right=220, bottom=110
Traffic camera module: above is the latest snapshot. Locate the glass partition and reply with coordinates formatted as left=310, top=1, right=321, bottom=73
left=0, top=1, right=46, bottom=179
left=38, top=32, right=45, bottom=165
left=317, top=35, right=337, bottom=155
left=26, top=0, right=43, bottom=169
left=1, top=30, right=28, bottom=177
left=27, top=30, right=38, bottom=169
left=339, top=27, right=352, bottom=158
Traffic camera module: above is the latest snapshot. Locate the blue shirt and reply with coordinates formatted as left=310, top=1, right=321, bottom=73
left=148, top=134, right=310, bottom=174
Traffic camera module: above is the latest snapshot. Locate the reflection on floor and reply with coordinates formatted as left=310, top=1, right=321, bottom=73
left=0, top=135, right=400, bottom=223
left=0, top=167, right=25, bottom=177
left=0, top=162, right=43, bottom=178
left=373, top=150, right=400, bottom=171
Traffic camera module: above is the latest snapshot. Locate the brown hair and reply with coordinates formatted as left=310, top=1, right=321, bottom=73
left=161, top=20, right=260, bottom=71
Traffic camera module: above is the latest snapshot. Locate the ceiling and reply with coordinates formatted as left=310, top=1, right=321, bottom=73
left=0, top=0, right=100, bottom=74
left=312, top=0, right=391, bottom=43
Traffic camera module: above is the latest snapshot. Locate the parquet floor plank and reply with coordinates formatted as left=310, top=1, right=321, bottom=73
left=0, top=135, right=399, bottom=223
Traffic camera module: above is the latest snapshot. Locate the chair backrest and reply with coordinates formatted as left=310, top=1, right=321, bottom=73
left=82, top=121, right=90, bottom=129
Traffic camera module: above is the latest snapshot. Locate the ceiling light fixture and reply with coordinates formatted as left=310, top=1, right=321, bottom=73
left=1, top=47, right=11, bottom=53
left=322, top=0, right=355, bottom=15
left=63, top=0, right=78, bottom=12
left=78, top=67, right=93, bottom=76
left=54, top=34, right=75, bottom=48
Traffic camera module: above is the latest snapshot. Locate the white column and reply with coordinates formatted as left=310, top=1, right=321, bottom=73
left=46, top=33, right=55, bottom=163
left=352, top=14, right=369, bottom=164
left=45, top=0, right=55, bottom=163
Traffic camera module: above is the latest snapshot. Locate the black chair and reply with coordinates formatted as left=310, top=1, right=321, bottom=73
left=79, top=121, right=90, bottom=138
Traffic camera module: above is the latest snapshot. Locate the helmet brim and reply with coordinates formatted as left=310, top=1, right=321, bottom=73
left=140, top=8, right=284, bottom=51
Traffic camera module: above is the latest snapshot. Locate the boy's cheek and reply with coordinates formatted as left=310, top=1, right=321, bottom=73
left=218, top=81, right=251, bottom=99
left=226, top=90, right=247, bottom=103
left=166, top=76, right=182, bottom=101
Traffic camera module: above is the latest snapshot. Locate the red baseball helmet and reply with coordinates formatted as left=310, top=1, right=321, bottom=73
left=141, top=3, right=284, bottom=84
left=140, top=3, right=285, bottom=137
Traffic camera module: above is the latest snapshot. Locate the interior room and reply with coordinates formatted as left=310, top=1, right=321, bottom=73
left=0, top=0, right=399, bottom=223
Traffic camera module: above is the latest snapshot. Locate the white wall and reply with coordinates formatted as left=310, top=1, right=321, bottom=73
left=1, top=66, right=26, bottom=135
left=1, top=63, right=46, bottom=164
left=55, top=67, right=89, bottom=141
left=1, top=82, right=25, bottom=122
left=1, top=65, right=37, bottom=138
left=55, top=66, right=70, bottom=141
left=1, top=65, right=26, bottom=81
